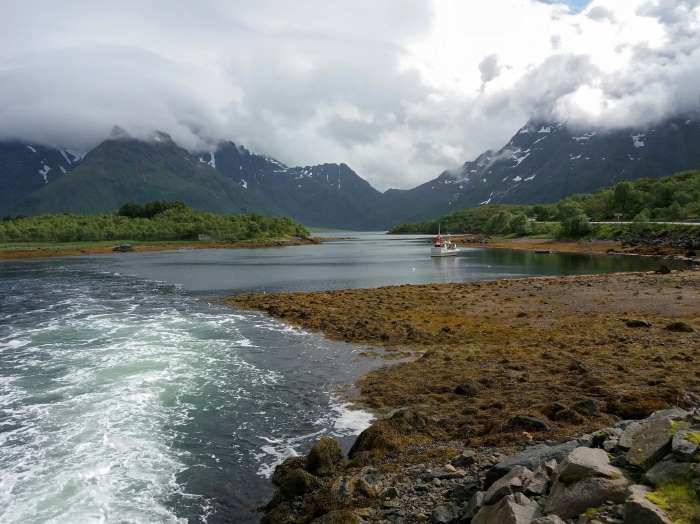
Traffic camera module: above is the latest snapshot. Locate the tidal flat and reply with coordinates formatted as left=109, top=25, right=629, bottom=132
left=230, top=268, right=700, bottom=449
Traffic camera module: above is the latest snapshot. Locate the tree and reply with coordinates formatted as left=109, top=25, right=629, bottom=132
left=486, top=211, right=512, bottom=234
left=510, top=213, right=530, bottom=236
left=559, top=213, right=592, bottom=237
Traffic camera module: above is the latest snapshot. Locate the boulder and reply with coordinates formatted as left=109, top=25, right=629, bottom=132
left=542, top=402, right=584, bottom=424
left=272, top=456, right=307, bottom=487
left=307, top=437, right=346, bottom=476
left=624, top=485, right=672, bottom=524
left=672, top=429, right=700, bottom=461
left=626, top=415, right=673, bottom=469
left=506, top=415, right=551, bottom=433
left=644, top=458, right=694, bottom=486
left=524, top=461, right=555, bottom=496
left=461, top=491, right=485, bottom=521
left=618, top=421, right=642, bottom=450
left=431, top=503, right=459, bottom=524
left=484, top=465, right=534, bottom=504
left=451, top=449, right=477, bottom=468
left=309, top=510, right=362, bottom=524
left=472, top=493, right=541, bottom=524
left=277, top=468, right=320, bottom=498
left=544, top=476, right=630, bottom=519
left=349, top=408, right=430, bottom=458
left=665, top=321, right=694, bottom=333
left=485, top=440, right=579, bottom=488
left=556, top=447, right=622, bottom=483
left=626, top=319, right=652, bottom=328
left=531, top=517, right=566, bottom=524
left=572, top=399, right=599, bottom=417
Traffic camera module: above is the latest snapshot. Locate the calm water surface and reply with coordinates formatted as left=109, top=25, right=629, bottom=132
left=0, top=233, right=668, bottom=523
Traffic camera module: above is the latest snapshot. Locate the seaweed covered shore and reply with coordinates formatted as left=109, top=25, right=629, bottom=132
left=228, top=267, right=700, bottom=523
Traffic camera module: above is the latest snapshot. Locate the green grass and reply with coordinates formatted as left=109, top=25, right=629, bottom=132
left=646, top=482, right=700, bottom=524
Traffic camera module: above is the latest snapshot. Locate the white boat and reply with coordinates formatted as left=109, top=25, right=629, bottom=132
left=430, top=228, right=458, bottom=257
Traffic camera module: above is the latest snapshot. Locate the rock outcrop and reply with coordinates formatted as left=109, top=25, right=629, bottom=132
left=262, top=407, right=700, bottom=523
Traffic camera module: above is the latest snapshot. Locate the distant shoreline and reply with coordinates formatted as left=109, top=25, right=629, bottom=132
left=0, top=236, right=324, bottom=260
left=417, top=233, right=700, bottom=264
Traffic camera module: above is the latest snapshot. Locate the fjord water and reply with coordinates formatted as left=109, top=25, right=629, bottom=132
left=0, top=233, right=667, bottom=523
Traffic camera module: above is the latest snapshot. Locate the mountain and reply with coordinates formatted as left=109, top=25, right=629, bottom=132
left=0, top=142, right=78, bottom=213
left=381, top=116, right=700, bottom=224
left=12, top=134, right=264, bottom=216
left=8, top=135, right=383, bottom=229
left=204, top=142, right=383, bottom=229
left=5, top=116, right=700, bottom=228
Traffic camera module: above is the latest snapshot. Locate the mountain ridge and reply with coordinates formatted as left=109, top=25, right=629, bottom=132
left=4, top=115, right=700, bottom=228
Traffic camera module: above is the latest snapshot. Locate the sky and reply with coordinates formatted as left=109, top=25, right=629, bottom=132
left=1, top=0, right=699, bottom=190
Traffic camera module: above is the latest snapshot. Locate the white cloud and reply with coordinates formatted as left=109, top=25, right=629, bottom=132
left=0, top=0, right=699, bottom=190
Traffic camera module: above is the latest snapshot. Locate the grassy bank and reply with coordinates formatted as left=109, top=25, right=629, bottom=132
left=0, top=237, right=319, bottom=260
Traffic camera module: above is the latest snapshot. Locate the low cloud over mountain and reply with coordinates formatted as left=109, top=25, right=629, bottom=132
left=1, top=1, right=699, bottom=190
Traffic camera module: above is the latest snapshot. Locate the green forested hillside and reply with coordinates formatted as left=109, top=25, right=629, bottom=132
left=10, top=137, right=273, bottom=216
left=0, top=202, right=309, bottom=243
left=389, top=170, right=700, bottom=238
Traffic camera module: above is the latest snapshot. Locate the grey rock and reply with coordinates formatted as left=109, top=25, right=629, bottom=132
left=452, top=449, right=477, bottom=468
left=448, top=480, right=478, bottom=502
left=603, top=438, right=619, bottom=452
left=577, top=434, right=595, bottom=448
left=310, top=510, right=362, bottom=524
left=624, top=484, right=672, bottom=524
left=643, top=458, right=694, bottom=486
left=461, top=491, right=484, bottom=521
left=532, top=517, right=566, bottom=524
left=593, top=427, right=623, bottom=441
left=556, top=447, right=623, bottom=483
left=484, top=465, right=533, bottom=504
left=626, top=416, right=673, bottom=469
left=618, top=421, right=642, bottom=450
left=431, top=503, right=458, bottom=524
left=432, top=465, right=466, bottom=480
left=472, top=493, right=541, bottom=524
left=672, top=429, right=699, bottom=460
left=525, top=462, right=555, bottom=496
left=649, top=407, right=690, bottom=421
left=544, top=476, right=630, bottom=519
left=485, top=440, right=579, bottom=488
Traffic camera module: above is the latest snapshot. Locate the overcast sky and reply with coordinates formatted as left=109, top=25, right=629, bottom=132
left=1, top=0, right=699, bottom=189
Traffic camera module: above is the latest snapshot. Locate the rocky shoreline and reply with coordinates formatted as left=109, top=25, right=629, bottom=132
left=228, top=267, right=700, bottom=523
left=264, top=406, right=700, bottom=523
left=450, top=235, right=700, bottom=265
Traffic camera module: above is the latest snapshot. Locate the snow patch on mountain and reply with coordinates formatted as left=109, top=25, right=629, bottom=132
left=38, top=164, right=51, bottom=183
left=572, top=132, right=596, bottom=142
left=631, top=134, right=646, bottom=148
